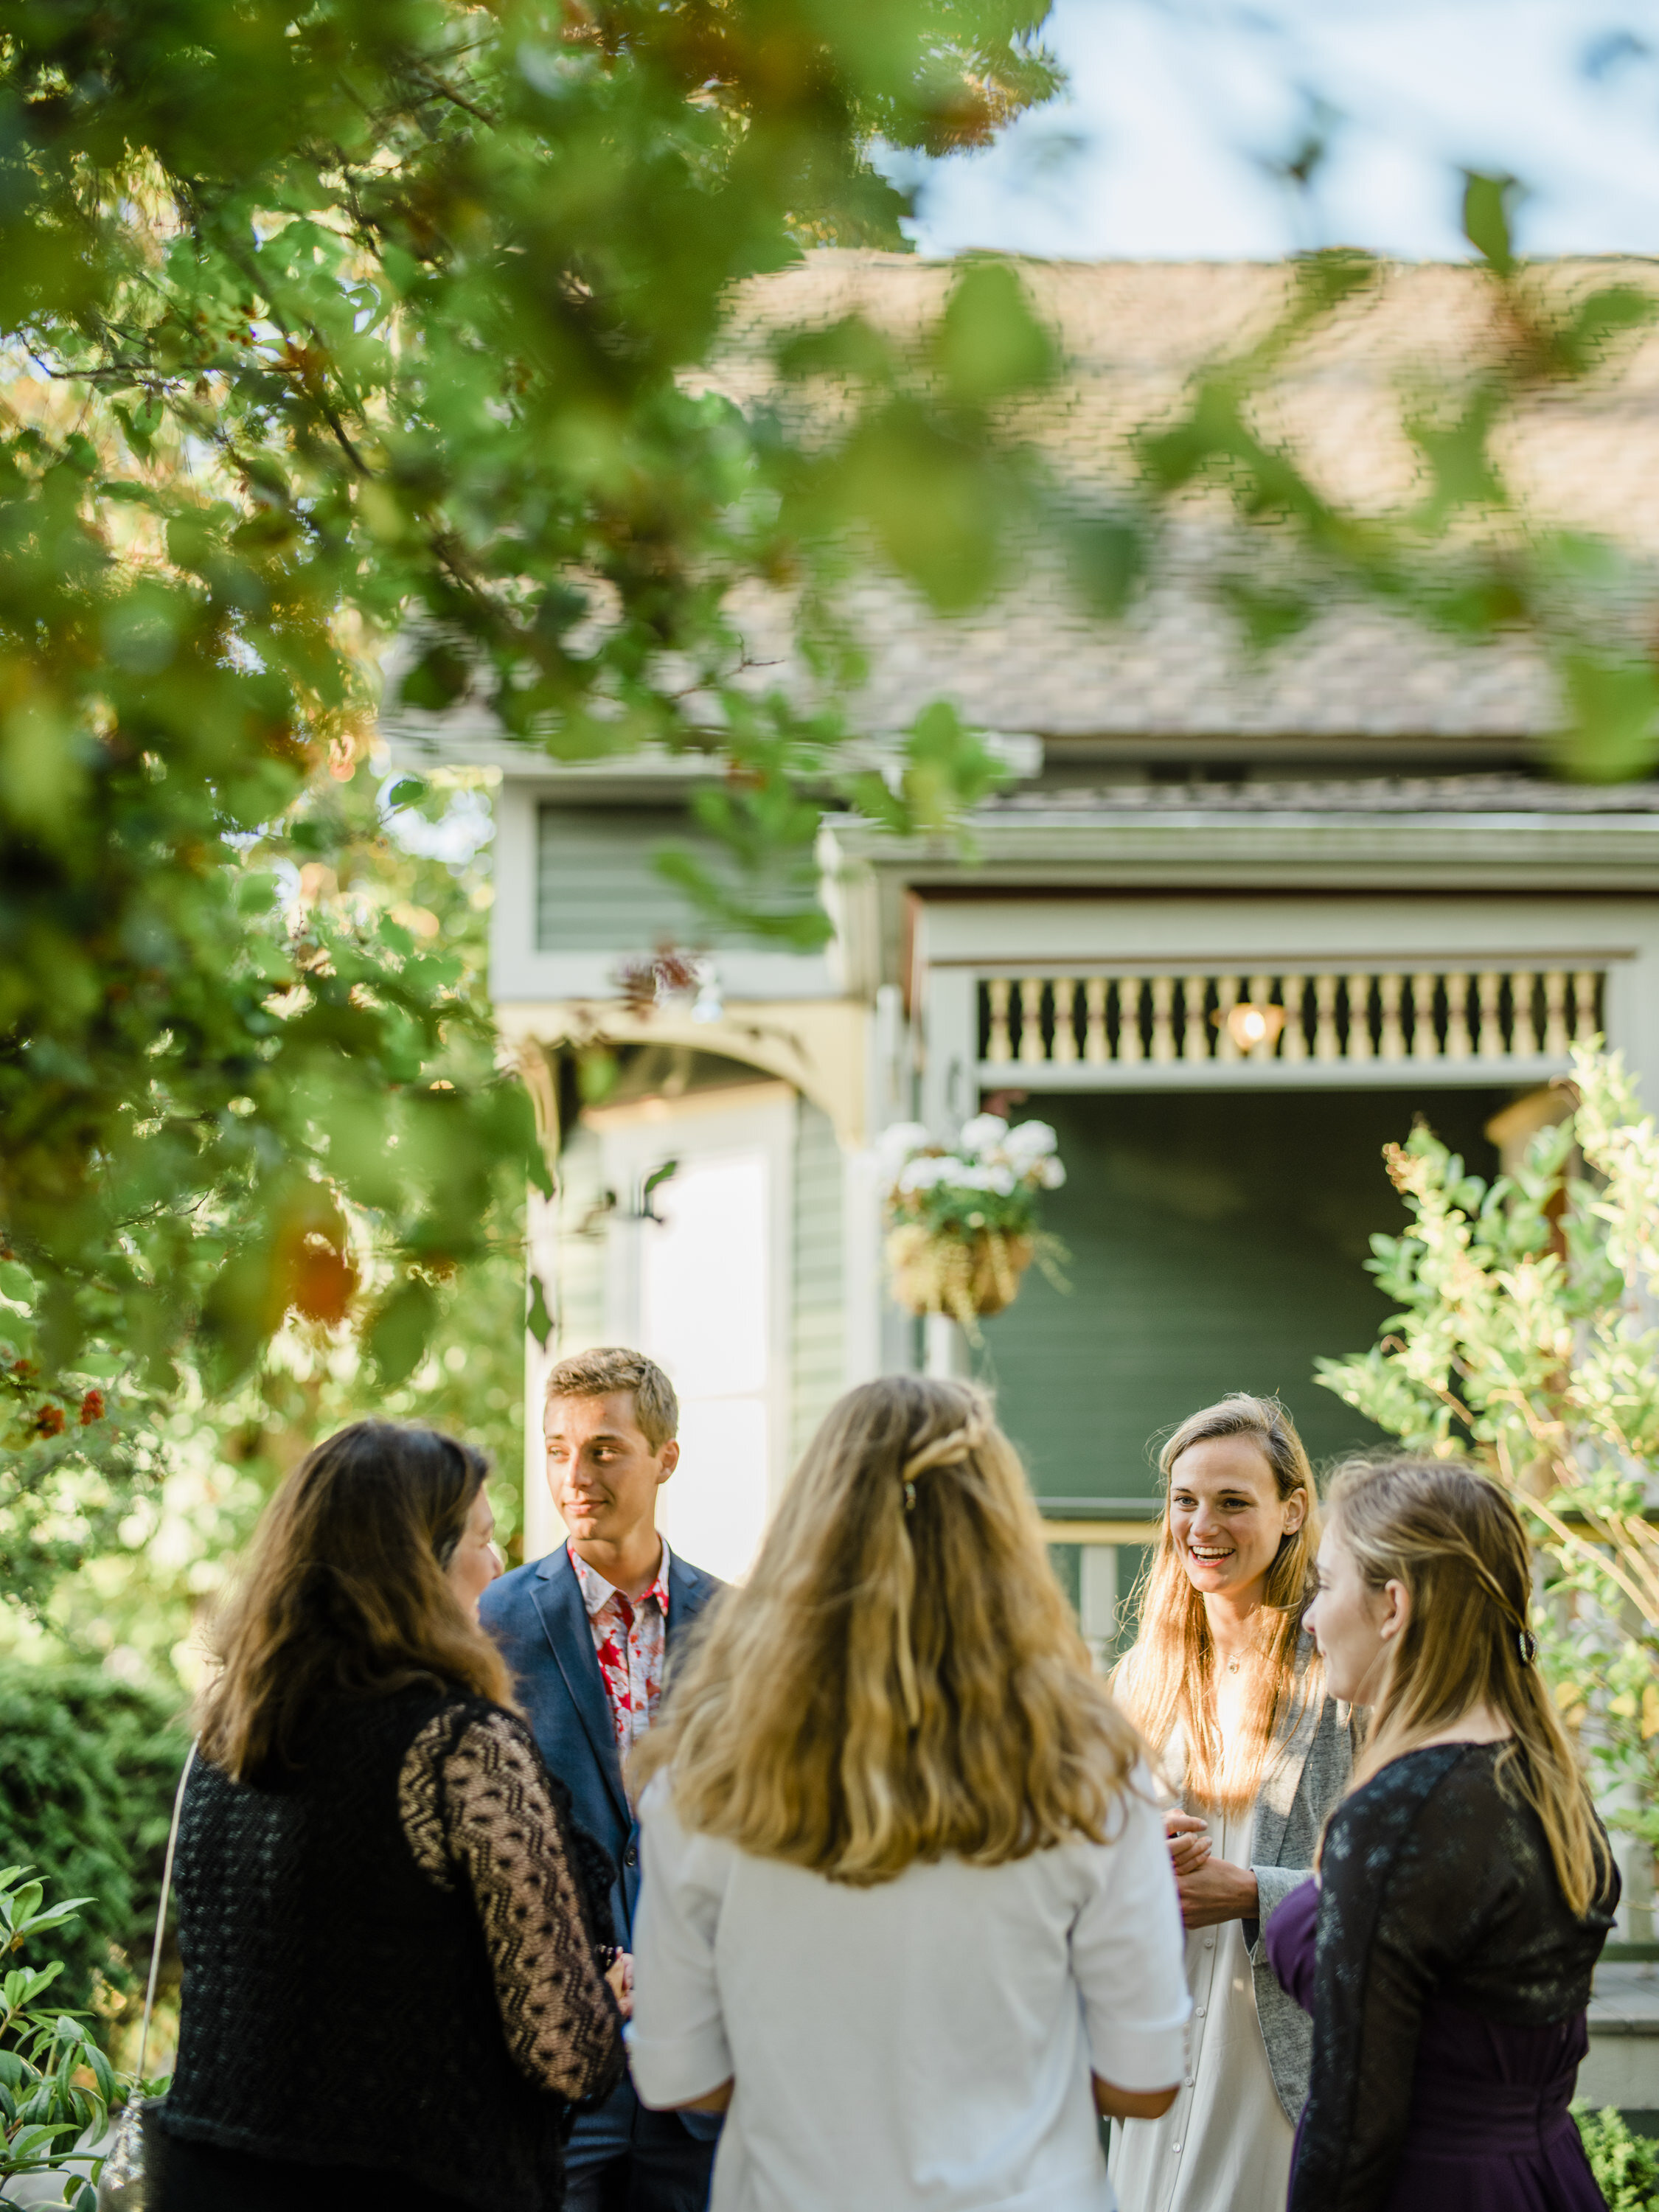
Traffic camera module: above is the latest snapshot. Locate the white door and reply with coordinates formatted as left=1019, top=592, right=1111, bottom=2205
left=594, top=1085, right=793, bottom=1582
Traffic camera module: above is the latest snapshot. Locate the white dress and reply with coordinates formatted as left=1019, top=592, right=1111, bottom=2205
left=630, top=1769, right=1192, bottom=2212
left=1107, top=1798, right=1293, bottom=2212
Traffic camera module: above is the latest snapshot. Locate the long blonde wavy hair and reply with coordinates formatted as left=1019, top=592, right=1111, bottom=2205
left=631, top=1376, right=1144, bottom=1885
left=1324, top=1455, right=1610, bottom=1918
left=1114, top=1394, right=1320, bottom=1814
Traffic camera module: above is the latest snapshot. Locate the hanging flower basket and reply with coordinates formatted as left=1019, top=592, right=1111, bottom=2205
left=877, top=1115, right=1068, bottom=1333
left=886, top=1222, right=1037, bottom=1321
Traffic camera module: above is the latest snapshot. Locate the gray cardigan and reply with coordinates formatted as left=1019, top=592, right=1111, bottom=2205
left=1157, top=1636, right=1356, bottom=2123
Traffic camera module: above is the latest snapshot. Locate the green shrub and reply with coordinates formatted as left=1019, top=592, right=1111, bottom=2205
left=1575, top=2102, right=1659, bottom=2211
left=0, top=1863, right=142, bottom=2212
left=0, top=1662, right=188, bottom=2021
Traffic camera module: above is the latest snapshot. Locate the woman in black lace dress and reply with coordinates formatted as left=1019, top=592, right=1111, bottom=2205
left=149, top=1422, right=625, bottom=2212
left=1266, top=1457, right=1618, bottom=2212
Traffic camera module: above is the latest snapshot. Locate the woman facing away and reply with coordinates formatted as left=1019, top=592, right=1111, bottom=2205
left=1110, top=1394, right=1356, bottom=2212
left=1267, top=1456, right=1619, bottom=2212
left=626, top=1375, right=1192, bottom=2212
left=149, top=1420, right=625, bottom=2212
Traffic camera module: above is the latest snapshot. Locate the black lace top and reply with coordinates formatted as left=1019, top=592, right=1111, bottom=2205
left=1290, top=1742, right=1618, bottom=2212
left=163, top=1690, right=624, bottom=2212
left=398, top=1705, right=622, bottom=2096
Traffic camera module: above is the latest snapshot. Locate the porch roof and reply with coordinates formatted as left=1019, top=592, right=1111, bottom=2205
left=819, top=773, right=1659, bottom=998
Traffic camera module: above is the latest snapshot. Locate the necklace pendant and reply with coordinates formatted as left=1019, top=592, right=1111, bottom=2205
left=1227, top=1658, right=1240, bottom=1674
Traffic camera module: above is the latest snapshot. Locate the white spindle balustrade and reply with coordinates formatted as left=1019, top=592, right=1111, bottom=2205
left=977, top=965, right=1606, bottom=1082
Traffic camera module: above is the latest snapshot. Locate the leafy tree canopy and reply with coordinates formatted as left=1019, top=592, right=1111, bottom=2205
left=0, top=0, right=1060, bottom=1601
left=4, top=1, right=1658, bottom=1624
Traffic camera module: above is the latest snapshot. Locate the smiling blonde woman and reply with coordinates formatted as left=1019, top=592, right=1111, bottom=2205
left=1110, top=1394, right=1357, bottom=2212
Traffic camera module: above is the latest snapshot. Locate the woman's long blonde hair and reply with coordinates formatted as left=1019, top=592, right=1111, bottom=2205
left=631, top=1376, right=1144, bottom=1885
left=1114, top=1394, right=1320, bottom=1813
left=1324, top=1455, right=1609, bottom=1918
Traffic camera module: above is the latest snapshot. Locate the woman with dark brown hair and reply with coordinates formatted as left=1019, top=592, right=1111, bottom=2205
left=1110, top=1394, right=1355, bottom=2212
left=148, top=1419, right=624, bottom=2212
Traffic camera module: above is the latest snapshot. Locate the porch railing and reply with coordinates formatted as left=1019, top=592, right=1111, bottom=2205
left=976, top=965, right=1605, bottom=1083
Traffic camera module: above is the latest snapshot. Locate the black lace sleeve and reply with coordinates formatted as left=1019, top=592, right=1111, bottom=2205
left=1289, top=1745, right=1512, bottom=2212
left=400, top=1708, right=625, bottom=2107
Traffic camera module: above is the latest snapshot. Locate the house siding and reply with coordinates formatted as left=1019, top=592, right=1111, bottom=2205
left=536, top=804, right=791, bottom=954
left=790, top=1097, right=844, bottom=1470
left=549, top=1123, right=609, bottom=1353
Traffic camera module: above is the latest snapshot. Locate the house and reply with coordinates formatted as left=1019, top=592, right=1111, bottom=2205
left=385, top=252, right=1659, bottom=1673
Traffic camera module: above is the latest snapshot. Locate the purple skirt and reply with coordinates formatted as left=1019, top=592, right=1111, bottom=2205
left=1266, top=1879, right=1607, bottom=2212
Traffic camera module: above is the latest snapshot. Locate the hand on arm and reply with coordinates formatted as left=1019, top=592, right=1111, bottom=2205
left=1176, top=1854, right=1260, bottom=1930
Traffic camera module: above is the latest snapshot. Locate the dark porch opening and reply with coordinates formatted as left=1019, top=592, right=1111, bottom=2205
left=981, top=1084, right=1511, bottom=1502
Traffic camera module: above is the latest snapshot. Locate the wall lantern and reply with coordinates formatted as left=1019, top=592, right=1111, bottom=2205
left=1221, top=1000, right=1287, bottom=1053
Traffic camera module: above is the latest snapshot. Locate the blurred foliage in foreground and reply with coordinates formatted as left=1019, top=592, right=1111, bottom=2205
left=1319, top=1048, right=1659, bottom=1868
left=0, top=0, right=1058, bottom=1617
left=4, top=1, right=1659, bottom=1638
left=1, top=771, right=528, bottom=1662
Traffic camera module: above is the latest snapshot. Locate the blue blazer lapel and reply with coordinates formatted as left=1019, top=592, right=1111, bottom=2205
left=666, top=1550, right=720, bottom=1658
left=531, top=1548, right=629, bottom=1831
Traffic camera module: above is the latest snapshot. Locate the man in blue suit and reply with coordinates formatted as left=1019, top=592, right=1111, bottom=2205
left=480, top=1346, right=723, bottom=2212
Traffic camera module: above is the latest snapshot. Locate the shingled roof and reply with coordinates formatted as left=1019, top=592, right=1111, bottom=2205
left=712, top=252, right=1659, bottom=753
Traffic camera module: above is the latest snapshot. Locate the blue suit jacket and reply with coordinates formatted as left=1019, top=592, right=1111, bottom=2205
left=479, top=1541, right=724, bottom=1944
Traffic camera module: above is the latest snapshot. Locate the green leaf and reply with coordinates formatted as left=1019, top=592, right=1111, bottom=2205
left=1552, top=654, right=1659, bottom=784
left=526, top=1274, right=554, bottom=1352
left=366, top=1278, right=439, bottom=1388
left=1462, top=171, right=1520, bottom=276
left=1062, top=515, right=1146, bottom=619
left=398, top=647, right=470, bottom=714
left=931, top=260, right=1057, bottom=408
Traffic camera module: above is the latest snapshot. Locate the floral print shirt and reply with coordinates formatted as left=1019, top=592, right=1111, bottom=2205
left=568, top=1539, right=672, bottom=1759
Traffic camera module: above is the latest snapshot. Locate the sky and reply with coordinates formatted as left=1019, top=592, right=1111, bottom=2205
left=894, top=0, right=1659, bottom=262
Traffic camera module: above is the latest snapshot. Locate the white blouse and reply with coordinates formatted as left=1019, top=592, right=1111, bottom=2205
left=629, top=1772, right=1191, bottom=2212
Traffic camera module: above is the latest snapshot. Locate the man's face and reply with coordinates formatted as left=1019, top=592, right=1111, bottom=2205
left=544, top=1390, right=678, bottom=1548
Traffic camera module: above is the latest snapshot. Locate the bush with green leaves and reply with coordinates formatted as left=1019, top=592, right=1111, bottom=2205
left=1576, top=2103, right=1659, bottom=2212
left=1318, top=1046, right=1659, bottom=1857
left=0, top=1664, right=187, bottom=2025
left=0, top=1864, right=135, bottom=2212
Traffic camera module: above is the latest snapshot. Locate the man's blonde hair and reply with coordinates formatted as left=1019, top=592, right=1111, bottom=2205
left=631, top=1376, right=1144, bottom=1885
left=543, top=1346, right=678, bottom=1452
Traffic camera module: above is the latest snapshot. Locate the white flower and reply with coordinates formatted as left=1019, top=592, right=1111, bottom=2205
left=1038, top=1156, right=1067, bottom=1189
left=959, top=1113, right=1009, bottom=1158
left=1004, top=1119, right=1057, bottom=1163
left=876, top=1120, right=933, bottom=1175
left=945, top=1162, right=992, bottom=1191
left=897, top=1155, right=949, bottom=1193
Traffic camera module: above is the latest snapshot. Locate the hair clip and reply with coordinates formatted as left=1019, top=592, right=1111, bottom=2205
left=903, top=1480, right=917, bottom=1513
left=1518, top=1628, right=1538, bottom=1666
